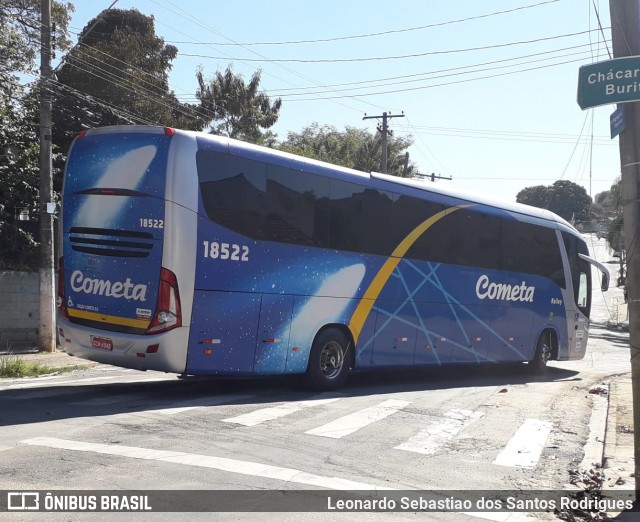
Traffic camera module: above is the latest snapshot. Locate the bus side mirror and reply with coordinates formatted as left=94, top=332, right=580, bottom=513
left=578, top=253, right=610, bottom=292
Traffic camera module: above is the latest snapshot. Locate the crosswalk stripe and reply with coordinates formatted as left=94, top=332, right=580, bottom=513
left=305, top=399, right=410, bottom=439
left=492, top=418, right=553, bottom=468
left=144, top=394, right=255, bottom=415
left=222, top=396, right=341, bottom=426
left=21, top=437, right=396, bottom=491
left=394, top=408, right=485, bottom=455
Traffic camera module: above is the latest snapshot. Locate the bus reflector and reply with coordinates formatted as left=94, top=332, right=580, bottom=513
left=146, top=268, right=182, bottom=334
left=146, top=344, right=159, bottom=353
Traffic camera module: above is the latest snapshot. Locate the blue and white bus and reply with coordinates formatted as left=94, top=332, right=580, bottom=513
left=57, top=126, right=609, bottom=390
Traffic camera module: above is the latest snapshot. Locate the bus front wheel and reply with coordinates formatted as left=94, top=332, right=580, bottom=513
left=306, top=328, right=352, bottom=390
left=529, top=333, right=552, bottom=372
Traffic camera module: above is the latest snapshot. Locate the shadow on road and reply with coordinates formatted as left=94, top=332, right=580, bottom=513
left=0, top=362, right=581, bottom=428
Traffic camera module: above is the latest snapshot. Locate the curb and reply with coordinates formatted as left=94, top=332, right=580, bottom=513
left=579, top=382, right=610, bottom=471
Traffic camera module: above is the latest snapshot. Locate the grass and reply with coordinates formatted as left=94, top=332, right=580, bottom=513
left=0, top=354, right=82, bottom=378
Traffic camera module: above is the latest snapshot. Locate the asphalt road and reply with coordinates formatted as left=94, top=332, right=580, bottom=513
left=0, top=234, right=631, bottom=521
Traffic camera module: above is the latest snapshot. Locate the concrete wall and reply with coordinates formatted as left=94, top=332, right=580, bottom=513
left=0, top=270, right=39, bottom=351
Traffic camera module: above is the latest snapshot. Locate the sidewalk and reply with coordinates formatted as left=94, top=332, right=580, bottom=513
left=602, top=372, right=638, bottom=519
left=0, top=345, right=98, bottom=370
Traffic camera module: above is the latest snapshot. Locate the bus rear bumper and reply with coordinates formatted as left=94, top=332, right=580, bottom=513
left=57, top=316, right=188, bottom=374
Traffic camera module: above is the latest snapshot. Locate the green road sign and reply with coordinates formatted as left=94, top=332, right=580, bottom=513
left=577, top=56, right=640, bottom=109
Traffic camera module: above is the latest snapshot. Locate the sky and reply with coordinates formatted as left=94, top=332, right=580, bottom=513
left=63, top=0, right=620, bottom=205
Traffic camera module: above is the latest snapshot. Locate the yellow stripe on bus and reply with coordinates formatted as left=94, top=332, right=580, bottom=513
left=348, top=204, right=472, bottom=345
left=68, top=308, right=150, bottom=329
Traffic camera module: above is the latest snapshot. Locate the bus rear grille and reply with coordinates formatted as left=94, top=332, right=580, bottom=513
left=69, top=227, right=155, bottom=258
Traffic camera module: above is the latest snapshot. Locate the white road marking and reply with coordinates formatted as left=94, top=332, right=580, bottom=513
left=144, top=394, right=255, bottom=415
left=222, top=396, right=341, bottom=426
left=305, top=399, right=410, bottom=439
left=492, top=418, right=553, bottom=468
left=0, top=376, right=118, bottom=391
left=21, top=437, right=395, bottom=491
left=0, top=375, right=174, bottom=393
left=394, top=408, right=485, bottom=455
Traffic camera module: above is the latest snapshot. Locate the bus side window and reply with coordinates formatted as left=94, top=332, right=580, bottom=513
left=578, top=272, right=589, bottom=308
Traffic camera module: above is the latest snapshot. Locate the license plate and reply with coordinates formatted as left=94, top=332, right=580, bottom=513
left=91, top=336, right=113, bottom=351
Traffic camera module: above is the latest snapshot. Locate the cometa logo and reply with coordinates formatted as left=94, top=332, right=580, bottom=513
left=475, top=274, right=535, bottom=303
left=70, top=270, right=148, bottom=302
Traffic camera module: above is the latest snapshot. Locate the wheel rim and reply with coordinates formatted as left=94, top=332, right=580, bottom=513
left=540, top=343, right=551, bottom=365
left=320, top=341, right=344, bottom=380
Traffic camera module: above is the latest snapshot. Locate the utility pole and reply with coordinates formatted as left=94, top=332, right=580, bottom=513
left=363, top=111, right=404, bottom=173
left=39, top=0, right=56, bottom=352
left=417, top=172, right=453, bottom=183
left=609, top=0, right=640, bottom=496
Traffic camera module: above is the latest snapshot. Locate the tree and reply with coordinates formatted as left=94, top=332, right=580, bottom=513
left=279, top=122, right=418, bottom=177
left=0, top=0, right=74, bottom=269
left=516, top=180, right=592, bottom=222
left=514, top=185, right=548, bottom=209
left=196, top=65, right=282, bottom=143
left=0, top=0, right=73, bottom=83
left=605, top=178, right=623, bottom=254
left=53, top=8, right=203, bottom=155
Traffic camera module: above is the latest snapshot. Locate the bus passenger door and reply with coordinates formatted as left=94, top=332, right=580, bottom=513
left=187, top=291, right=261, bottom=375
left=254, top=294, right=293, bottom=374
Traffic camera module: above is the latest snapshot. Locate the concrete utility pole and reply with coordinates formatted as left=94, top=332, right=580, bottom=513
left=363, top=111, right=404, bottom=173
left=609, top=0, right=640, bottom=496
left=39, top=0, right=56, bottom=352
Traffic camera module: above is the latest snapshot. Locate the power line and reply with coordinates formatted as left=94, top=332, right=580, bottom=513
left=278, top=52, right=610, bottom=102
left=178, top=28, right=608, bottom=63
left=161, top=0, right=560, bottom=46
left=267, top=48, right=609, bottom=98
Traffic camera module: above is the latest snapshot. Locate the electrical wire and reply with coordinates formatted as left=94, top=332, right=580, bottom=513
left=178, top=28, right=609, bottom=64
left=162, top=0, right=560, bottom=46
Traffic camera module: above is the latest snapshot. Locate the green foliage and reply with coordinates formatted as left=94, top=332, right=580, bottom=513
left=0, top=354, right=48, bottom=378
left=196, top=65, right=282, bottom=143
left=0, top=1, right=74, bottom=78
left=279, top=122, right=417, bottom=177
left=0, top=1, right=74, bottom=269
left=53, top=8, right=204, bottom=155
left=0, top=91, right=40, bottom=269
left=0, top=353, right=83, bottom=378
left=605, top=178, right=623, bottom=251
left=516, top=180, right=592, bottom=222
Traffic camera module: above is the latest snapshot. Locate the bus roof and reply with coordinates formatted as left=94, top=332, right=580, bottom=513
left=77, top=126, right=578, bottom=234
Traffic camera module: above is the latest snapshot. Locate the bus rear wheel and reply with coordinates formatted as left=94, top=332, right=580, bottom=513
left=529, top=333, right=552, bottom=372
left=306, top=328, right=352, bottom=390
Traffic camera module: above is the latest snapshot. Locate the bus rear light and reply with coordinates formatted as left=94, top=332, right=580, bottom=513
left=57, top=257, right=69, bottom=320
left=146, top=268, right=182, bottom=334
left=164, top=127, right=175, bottom=137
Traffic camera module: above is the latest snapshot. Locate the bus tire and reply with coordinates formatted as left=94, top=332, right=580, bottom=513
left=305, top=328, right=352, bottom=390
left=529, top=332, right=551, bottom=372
